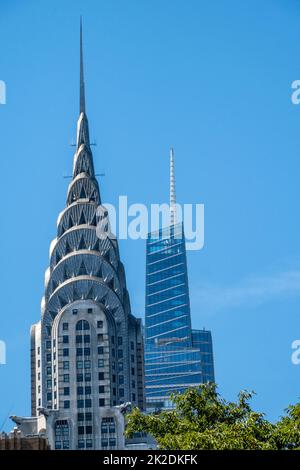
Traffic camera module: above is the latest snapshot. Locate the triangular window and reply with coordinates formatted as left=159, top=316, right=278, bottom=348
left=78, top=261, right=87, bottom=276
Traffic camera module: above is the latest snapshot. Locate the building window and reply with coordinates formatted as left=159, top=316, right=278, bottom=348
left=131, top=367, right=135, bottom=376
left=101, top=439, right=108, bottom=448
left=84, top=360, right=91, bottom=369
left=119, top=388, right=124, bottom=398
left=64, top=400, right=70, bottom=409
left=86, top=439, right=93, bottom=448
left=38, top=372, right=41, bottom=380
left=47, top=392, right=52, bottom=401
left=109, top=423, right=116, bottom=433
left=77, top=348, right=83, bottom=356
left=111, top=336, right=115, bottom=344
left=77, top=386, right=84, bottom=395
left=132, top=393, right=136, bottom=402
left=77, top=399, right=84, bottom=408
left=47, top=379, right=52, bottom=388
left=63, top=440, right=70, bottom=450
left=132, top=380, right=136, bottom=389
left=131, top=354, right=134, bottom=363
left=37, top=347, right=40, bottom=355
left=86, top=425, right=93, bottom=434
left=99, top=398, right=105, bottom=407
left=63, top=374, right=70, bottom=383
left=55, top=441, right=62, bottom=450
left=99, top=385, right=105, bottom=394
left=119, top=375, right=124, bottom=385
left=85, top=399, right=92, bottom=408
left=46, top=353, right=51, bottom=362
left=63, top=335, right=69, bottom=344
left=38, top=360, right=40, bottom=368
left=85, top=372, right=91, bottom=381
left=63, top=348, right=69, bottom=357
left=98, top=346, right=104, bottom=355
left=38, top=385, right=41, bottom=393
left=98, top=359, right=104, bottom=368
left=98, top=372, right=104, bottom=381
left=63, top=323, right=68, bottom=331
left=85, top=386, right=91, bottom=395
left=46, top=367, right=51, bottom=375
left=76, top=335, right=83, bottom=344
left=63, top=361, right=69, bottom=370
left=112, top=374, right=116, bottom=383
left=97, top=334, right=104, bottom=342
left=118, top=362, right=123, bottom=372
left=117, top=337, right=123, bottom=346
left=117, top=349, right=123, bottom=359
left=87, top=308, right=93, bottom=314
left=63, top=387, right=70, bottom=396
left=130, top=341, right=134, bottom=351
left=46, top=340, right=51, bottom=349
left=78, top=426, right=85, bottom=435
left=78, top=439, right=85, bottom=449
left=77, top=373, right=83, bottom=382
left=77, top=361, right=83, bottom=369
left=76, top=320, right=90, bottom=331
left=86, top=412, right=92, bottom=421
left=73, top=309, right=78, bottom=315
left=97, top=320, right=103, bottom=328
left=113, top=387, right=116, bottom=396
left=84, top=347, right=91, bottom=356
left=84, top=334, right=90, bottom=343
left=109, top=438, right=116, bottom=447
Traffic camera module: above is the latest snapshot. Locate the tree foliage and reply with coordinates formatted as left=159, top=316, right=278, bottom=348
left=125, top=383, right=300, bottom=450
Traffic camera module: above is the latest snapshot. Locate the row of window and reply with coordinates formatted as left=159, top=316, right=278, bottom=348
left=101, top=425, right=116, bottom=434
left=52, top=369, right=135, bottom=386
left=55, top=440, right=70, bottom=450
left=76, top=398, right=107, bottom=408
left=45, top=333, right=132, bottom=351
left=101, top=438, right=116, bottom=448
left=62, top=319, right=104, bottom=331
left=78, top=425, right=93, bottom=435
left=76, top=438, right=116, bottom=449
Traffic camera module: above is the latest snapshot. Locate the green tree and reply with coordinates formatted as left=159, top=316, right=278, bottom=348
left=125, top=383, right=300, bottom=450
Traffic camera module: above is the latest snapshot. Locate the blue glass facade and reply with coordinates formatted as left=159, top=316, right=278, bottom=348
left=145, top=223, right=214, bottom=410
left=191, top=329, right=215, bottom=384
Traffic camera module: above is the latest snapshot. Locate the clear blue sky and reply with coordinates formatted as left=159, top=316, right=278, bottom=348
left=1, top=0, right=300, bottom=429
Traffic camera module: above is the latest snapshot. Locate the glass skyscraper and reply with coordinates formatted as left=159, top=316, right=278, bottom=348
left=144, top=150, right=214, bottom=411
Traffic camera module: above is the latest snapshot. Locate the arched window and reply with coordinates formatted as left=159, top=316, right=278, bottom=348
left=76, top=320, right=90, bottom=331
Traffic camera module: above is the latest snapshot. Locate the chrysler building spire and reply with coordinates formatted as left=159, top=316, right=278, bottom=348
left=80, top=17, right=85, bottom=114
left=26, top=20, right=145, bottom=450
left=72, top=18, right=96, bottom=187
